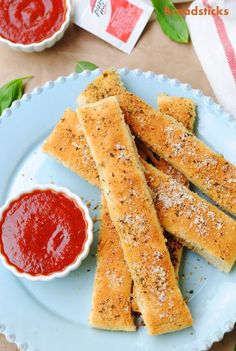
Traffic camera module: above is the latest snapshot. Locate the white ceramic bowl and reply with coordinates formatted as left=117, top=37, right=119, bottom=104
left=0, top=0, right=72, bottom=53
left=0, top=184, right=93, bottom=281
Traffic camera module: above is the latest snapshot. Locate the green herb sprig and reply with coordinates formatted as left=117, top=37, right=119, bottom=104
left=76, top=61, right=98, bottom=73
left=0, top=76, right=33, bottom=116
left=151, top=0, right=189, bottom=44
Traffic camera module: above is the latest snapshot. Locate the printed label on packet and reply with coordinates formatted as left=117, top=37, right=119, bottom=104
left=72, top=0, right=153, bottom=54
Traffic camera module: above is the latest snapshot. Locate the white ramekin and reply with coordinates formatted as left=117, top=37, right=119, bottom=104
left=0, top=0, right=72, bottom=53
left=0, top=184, right=93, bottom=281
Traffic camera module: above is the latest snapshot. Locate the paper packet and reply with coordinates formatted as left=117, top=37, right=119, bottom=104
left=72, top=0, right=153, bottom=54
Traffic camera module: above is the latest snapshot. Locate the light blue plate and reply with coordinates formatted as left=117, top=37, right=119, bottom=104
left=0, top=69, right=236, bottom=351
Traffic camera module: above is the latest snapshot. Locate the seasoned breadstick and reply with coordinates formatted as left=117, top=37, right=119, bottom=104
left=77, top=96, right=192, bottom=336
left=142, top=159, right=236, bottom=272
left=90, top=195, right=135, bottom=331
left=158, top=94, right=196, bottom=132
left=77, top=69, right=125, bottom=106
left=119, top=91, right=236, bottom=217
left=43, top=109, right=99, bottom=187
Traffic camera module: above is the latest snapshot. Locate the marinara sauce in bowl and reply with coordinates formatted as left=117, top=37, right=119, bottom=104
left=0, top=185, right=93, bottom=280
left=0, top=0, right=71, bottom=52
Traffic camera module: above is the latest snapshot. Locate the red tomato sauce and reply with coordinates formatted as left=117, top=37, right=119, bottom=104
left=0, top=190, right=87, bottom=276
left=0, top=0, right=66, bottom=44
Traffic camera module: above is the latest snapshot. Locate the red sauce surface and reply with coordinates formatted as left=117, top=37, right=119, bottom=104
left=0, top=0, right=66, bottom=44
left=0, top=190, right=88, bottom=276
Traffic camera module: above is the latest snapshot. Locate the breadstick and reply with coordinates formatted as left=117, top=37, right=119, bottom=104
left=43, top=109, right=99, bottom=187
left=142, top=159, right=236, bottom=272
left=158, top=93, right=196, bottom=131
left=77, top=69, right=125, bottom=106
left=119, top=91, right=236, bottom=217
left=77, top=96, right=192, bottom=336
left=90, top=195, right=135, bottom=331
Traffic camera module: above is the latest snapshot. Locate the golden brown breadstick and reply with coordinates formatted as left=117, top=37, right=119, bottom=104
left=118, top=91, right=236, bottom=217
left=77, top=96, right=192, bottom=336
left=90, top=195, right=135, bottom=331
left=43, top=109, right=100, bottom=187
left=158, top=94, right=196, bottom=131
left=142, top=159, right=236, bottom=273
left=77, top=69, right=125, bottom=106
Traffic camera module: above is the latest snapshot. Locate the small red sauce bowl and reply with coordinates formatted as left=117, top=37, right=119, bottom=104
left=0, top=0, right=72, bottom=53
left=0, top=184, right=93, bottom=281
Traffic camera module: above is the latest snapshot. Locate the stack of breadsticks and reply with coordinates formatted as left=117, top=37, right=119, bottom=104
left=43, top=70, right=236, bottom=336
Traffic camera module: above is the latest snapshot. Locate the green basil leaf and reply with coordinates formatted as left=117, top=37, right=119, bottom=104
left=151, top=0, right=189, bottom=44
left=76, top=61, right=98, bottom=73
left=0, top=76, right=33, bottom=116
left=234, top=345, right=236, bottom=351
